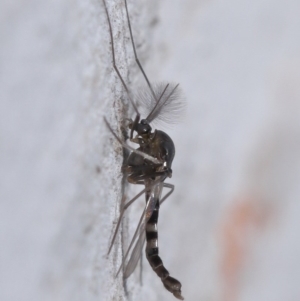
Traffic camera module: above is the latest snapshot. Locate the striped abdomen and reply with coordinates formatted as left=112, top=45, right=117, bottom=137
left=145, top=199, right=184, bottom=300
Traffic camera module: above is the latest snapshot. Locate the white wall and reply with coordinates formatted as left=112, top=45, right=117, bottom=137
left=1, top=0, right=300, bottom=301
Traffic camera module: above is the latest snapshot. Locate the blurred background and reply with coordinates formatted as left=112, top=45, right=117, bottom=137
left=1, top=0, right=300, bottom=300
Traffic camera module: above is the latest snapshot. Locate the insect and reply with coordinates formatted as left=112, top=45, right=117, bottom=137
left=102, top=0, right=185, bottom=299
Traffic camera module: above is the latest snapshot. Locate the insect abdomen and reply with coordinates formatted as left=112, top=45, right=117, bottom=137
left=145, top=200, right=184, bottom=300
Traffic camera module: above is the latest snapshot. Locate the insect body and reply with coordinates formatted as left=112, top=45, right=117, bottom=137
left=102, top=0, right=184, bottom=299
left=123, top=122, right=183, bottom=299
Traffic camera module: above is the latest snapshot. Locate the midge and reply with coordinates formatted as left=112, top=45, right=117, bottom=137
left=102, top=0, right=185, bottom=299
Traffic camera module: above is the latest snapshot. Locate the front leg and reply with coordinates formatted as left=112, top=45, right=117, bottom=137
left=104, top=118, right=161, bottom=165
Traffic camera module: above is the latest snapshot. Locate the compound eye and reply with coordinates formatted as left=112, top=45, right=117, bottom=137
left=138, top=119, right=152, bottom=134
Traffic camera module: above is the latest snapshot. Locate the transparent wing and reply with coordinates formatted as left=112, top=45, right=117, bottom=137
left=123, top=181, right=164, bottom=277
left=116, top=183, right=158, bottom=277
left=123, top=228, right=146, bottom=279
left=134, top=82, right=186, bottom=127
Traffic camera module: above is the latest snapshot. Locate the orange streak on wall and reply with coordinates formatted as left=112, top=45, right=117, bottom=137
left=219, top=197, right=267, bottom=301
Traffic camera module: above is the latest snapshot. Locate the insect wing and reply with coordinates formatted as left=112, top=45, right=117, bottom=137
left=123, top=228, right=146, bottom=278
left=124, top=181, right=164, bottom=278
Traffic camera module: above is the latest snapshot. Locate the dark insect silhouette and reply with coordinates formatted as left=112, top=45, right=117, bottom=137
left=102, top=0, right=185, bottom=299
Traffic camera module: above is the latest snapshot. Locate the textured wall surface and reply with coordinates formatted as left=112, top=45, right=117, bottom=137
left=1, top=0, right=300, bottom=301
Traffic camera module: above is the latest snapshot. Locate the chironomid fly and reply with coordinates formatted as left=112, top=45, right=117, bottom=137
left=102, top=0, right=185, bottom=299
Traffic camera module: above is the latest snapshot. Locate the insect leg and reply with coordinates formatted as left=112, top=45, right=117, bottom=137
left=124, top=0, right=156, bottom=101
left=108, top=185, right=146, bottom=255
left=116, top=184, right=158, bottom=277
left=104, top=117, right=161, bottom=165
left=160, top=183, right=174, bottom=205
left=139, top=237, right=143, bottom=285
left=102, top=0, right=140, bottom=115
left=123, top=225, right=146, bottom=279
left=127, top=170, right=171, bottom=184
left=116, top=205, right=146, bottom=277
left=137, top=182, right=174, bottom=283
